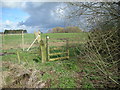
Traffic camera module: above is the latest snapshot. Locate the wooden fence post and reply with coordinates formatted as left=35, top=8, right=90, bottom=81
left=22, top=31, right=24, bottom=51
left=17, top=51, right=21, bottom=64
left=38, top=30, right=42, bottom=56
left=46, top=35, right=50, bottom=61
left=40, top=40, right=47, bottom=63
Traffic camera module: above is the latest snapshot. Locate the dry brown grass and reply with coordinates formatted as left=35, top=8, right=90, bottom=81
left=2, top=61, right=47, bottom=88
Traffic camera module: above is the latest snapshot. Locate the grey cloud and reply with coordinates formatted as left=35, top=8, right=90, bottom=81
left=19, top=2, right=66, bottom=30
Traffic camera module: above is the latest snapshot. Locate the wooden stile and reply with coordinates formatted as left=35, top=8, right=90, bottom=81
left=37, top=32, right=70, bottom=62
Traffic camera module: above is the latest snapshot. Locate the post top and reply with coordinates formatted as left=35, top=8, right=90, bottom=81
left=46, top=35, right=49, bottom=39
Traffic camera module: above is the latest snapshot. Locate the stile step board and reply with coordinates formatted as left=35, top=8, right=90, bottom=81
left=49, top=56, right=69, bottom=61
left=49, top=52, right=68, bottom=56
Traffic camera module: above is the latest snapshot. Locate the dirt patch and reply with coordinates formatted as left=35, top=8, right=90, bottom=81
left=2, top=61, right=46, bottom=88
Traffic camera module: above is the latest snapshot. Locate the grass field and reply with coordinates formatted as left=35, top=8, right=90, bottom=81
left=1, top=32, right=108, bottom=88
left=2, top=33, right=88, bottom=49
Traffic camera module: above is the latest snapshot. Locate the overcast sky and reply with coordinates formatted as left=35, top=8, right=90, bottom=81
left=1, top=0, right=116, bottom=33
left=1, top=1, right=71, bottom=33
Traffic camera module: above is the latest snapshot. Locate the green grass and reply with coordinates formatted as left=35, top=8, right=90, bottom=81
left=2, top=32, right=102, bottom=88
left=44, top=32, right=88, bottom=40
left=34, top=59, right=78, bottom=88
left=2, top=50, right=79, bottom=88
left=2, top=46, right=80, bottom=88
left=3, top=33, right=88, bottom=43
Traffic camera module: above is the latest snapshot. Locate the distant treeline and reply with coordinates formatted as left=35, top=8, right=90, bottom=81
left=48, top=26, right=82, bottom=33
left=4, top=29, right=27, bottom=34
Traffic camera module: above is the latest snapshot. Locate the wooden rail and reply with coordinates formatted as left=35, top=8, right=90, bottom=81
left=49, top=52, right=68, bottom=56
left=49, top=56, right=69, bottom=61
left=48, top=39, right=69, bottom=61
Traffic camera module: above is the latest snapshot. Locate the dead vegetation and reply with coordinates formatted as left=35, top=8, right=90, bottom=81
left=84, top=29, right=120, bottom=88
left=2, top=61, right=47, bottom=88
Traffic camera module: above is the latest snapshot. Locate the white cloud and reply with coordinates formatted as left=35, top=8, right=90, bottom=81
left=1, top=20, right=47, bottom=33
left=2, top=20, right=19, bottom=29
left=5, top=20, right=13, bottom=25
left=1, top=20, right=27, bottom=32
